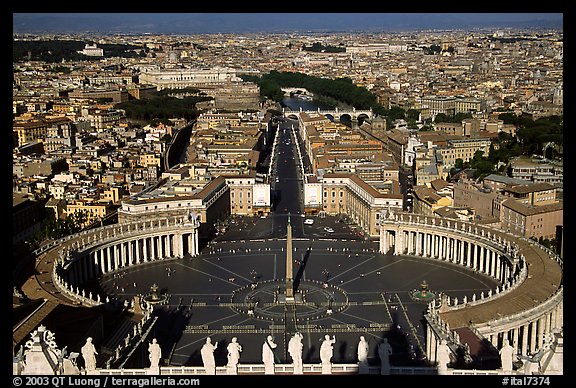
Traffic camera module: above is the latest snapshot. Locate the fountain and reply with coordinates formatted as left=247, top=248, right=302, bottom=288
left=410, top=280, right=436, bottom=302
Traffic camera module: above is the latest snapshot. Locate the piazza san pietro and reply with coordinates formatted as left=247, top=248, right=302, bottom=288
left=12, top=13, right=563, bottom=379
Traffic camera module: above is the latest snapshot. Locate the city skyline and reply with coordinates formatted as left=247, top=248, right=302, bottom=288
left=13, top=12, right=563, bottom=34
left=12, top=11, right=563, bottom=376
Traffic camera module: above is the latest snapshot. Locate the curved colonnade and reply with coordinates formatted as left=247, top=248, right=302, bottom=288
left=379, top=212, right=563, bottom=363
left=36, top=216, right=200, bottom=308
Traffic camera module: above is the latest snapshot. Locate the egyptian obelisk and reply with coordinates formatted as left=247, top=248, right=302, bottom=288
left=285, top=213, right=294, bottom=299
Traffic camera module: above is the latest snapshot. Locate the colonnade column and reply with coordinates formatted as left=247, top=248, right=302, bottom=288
left=158, top=235, right=164, bottom=259
left=453, top=238, right=459, bottom=263
left=459, top=239, right=464, bottom=265
left=143, top=238, right=149, bottom=262
left=530, top=321, right=538, bottom=354
left=489, top=250, right=495, bottom=278
left=537, top=316, right=546, bottom=350
left=521, top=324, right=529, bottom=356
left=151, top=236, right=157, bottom=260
left=164, top=234, right=170, bottom=258
left=135, top=239, right=141, bottom=264
left=380, top=230, right=388, bottom=253
left=120, top=242, right=127, bottom=267
left=107, top=247, right=112, bottom=273
left=399, top=231, right=405, bottom=255
left=178, top=233, right=184, bottom=258
left=441, top=236, right=446, bottom=259
left=192, top=228, right=199, bottom=256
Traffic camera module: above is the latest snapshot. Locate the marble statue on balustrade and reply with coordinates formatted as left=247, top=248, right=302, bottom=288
left=320, top=334, right=336, bottom=374
left=81, top=337, right=98, bottom=373
left=262, top=335, right=278, bottom=375
left=201, top=337, right=218, bottom=375
left=436, top=339, right=451, bottom=375
left=499, top=340, right=515, bottom=373
left=288, top=332, right=304, bottom=374
left=148, top=338, right=162, bottom=369
left=226, top=337, right=243, bottom=375
left=357, top=336, right=370, bottom=374
left=357, top=336, right=369, bottom=364
left=17, top=325, right=80, bottom=375
left=378, top=338, right=393, bottom=375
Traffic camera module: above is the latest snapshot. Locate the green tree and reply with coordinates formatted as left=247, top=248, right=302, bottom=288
left=454, top=158, right=465, bottom=170
left=434, top=113, right=450, bottom=123
left=388, top=106, right=406, bottom=121
left=406, top=109, right=420, bottom=121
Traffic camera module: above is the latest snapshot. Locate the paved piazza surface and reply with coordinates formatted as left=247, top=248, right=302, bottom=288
left=96, top=226, right=497, bottom=367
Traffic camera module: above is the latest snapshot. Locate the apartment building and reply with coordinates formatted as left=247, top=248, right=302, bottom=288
left=118, top=175, right=231, bottom=239
left=138, top=66, right=242, bottom=90
left=13, top=116, right=72, bottom=147
left=419, top=96, right=456, bottom=117
left=434, top=122, right=464, bottom=136
left=65, top=199, right=115, bottom=227
left=69, top=88, right=128, bottom=104
left=509, top=157, right=563, bottom=186
left=500, top=199, right=563, bottom=240
left=501, top=182, right=557, bottom=206
left=316, top=173, right=403, bottom=237
left=435, top=138, right=492, bottom=168
left=411, top=185, right=453, bottom=217
left=225, top=174, right=271, bottom=216
left=13, top=192, right=44, bottom=244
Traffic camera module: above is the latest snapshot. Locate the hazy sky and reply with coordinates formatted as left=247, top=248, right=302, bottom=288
left=13, top=13, right=563, bottom=34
